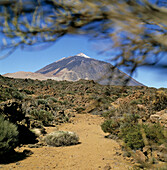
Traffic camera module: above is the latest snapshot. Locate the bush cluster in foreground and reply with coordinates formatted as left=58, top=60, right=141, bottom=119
left=0, top=116, right=19, bottom=155
left=101, top=113, right=166, bottom=150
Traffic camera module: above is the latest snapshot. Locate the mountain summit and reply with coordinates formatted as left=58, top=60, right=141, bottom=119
left=75, top=53, right=90, bottom=58
left=35, top=53, right=143, bottom=86
left=3, top=53, right=143, bottom=86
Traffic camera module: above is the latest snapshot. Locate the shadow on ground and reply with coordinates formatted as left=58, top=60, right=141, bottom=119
left=0, top=150, right=33, bottom=164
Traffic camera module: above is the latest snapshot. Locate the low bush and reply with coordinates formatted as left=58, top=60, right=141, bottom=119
left=44, top=95, right=51, bottom=99
left=101, top=109, right=116, bottom=118
left=48, top=97, right=57, bottom=103
left=101, top=114, right=166, bottom=150
left=101, top=119, right=120, bottom=135
left=144, top=123, right=166, bottom=145
left=44, top=131, right=79, bottom=147
left=21, top=89, right=34, bottom=95
left=37, top=99, right=48, bottom=105
left=0, top=116, right=19, bottom=155
left=152, top=90, right=167, bottom=111
left=12, top=91, right=24, bottom=100
left=30, top=109, right=53, bottom=126
left=119, top=124, right=144, bottom=150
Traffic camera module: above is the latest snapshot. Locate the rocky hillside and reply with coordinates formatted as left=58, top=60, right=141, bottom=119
left=0, top=75, right=166, bottom=169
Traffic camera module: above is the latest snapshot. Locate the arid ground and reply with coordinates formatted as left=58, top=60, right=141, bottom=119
left=0, top=114, right=132, bottom=170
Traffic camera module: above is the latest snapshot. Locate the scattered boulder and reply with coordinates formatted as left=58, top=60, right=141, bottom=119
left=135, top=150, right=146, bottom=163
left=137, top=104, right=147, bottom=111
left=150, top=114, right=161, bottom=123
left=150, top=110, right=167, bottom=128
left=156, top=144, right=167, bottom=162
left=157, top=152, right=167, bottom=162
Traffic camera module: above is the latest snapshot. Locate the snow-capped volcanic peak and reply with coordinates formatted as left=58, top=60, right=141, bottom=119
left=76, top=53, right=90, bottom=58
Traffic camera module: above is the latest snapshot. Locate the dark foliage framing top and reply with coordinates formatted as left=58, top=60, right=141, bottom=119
left=0, top=0, right=167, bottom=73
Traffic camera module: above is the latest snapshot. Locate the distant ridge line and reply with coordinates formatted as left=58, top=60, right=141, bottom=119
left=3, top=53, right=144, bottom=86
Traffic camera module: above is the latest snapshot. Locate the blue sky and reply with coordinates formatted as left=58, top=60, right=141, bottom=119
left=0, top=35, right=166, bottom=89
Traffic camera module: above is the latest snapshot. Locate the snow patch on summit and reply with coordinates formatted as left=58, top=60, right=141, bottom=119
left=77, top=53, right=90, bottom=58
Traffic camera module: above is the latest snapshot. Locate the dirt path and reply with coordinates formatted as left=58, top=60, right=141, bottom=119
left=1, top=114, right=132, bottom=170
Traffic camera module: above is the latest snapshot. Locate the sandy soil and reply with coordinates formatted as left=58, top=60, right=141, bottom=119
left=0, top=114, right=133, bottom=170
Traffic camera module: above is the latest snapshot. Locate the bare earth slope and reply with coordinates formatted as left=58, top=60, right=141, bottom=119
left=3, top=71, right=48, bottom=80
left=1, top=114, right=132, bottom=170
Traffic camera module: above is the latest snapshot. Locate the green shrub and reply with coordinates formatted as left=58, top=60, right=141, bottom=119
left=36, top=95, right=43, bottom=99
left=22, top=89, right=34, bottom=95
left=0, top=116, right=19, bottom=155
left=44, top=131, right=79, bottom=147
left=48, top=97, right=57, bottom=103
left=12, top=91, right=24, bottom=100
left=122, top=113, right=140, bottom=124
left=101, top=109, right=117, bottom=118
left=66, top=91, right=75, bottom=95
left=110, top=95, right=119, bottom=102
left=120, top=124, right=144, bottom=150
left=30, top=109, right=53, bottom=126
left=144, top=123, right=166, bottom=145
left=102, top=115, right=166, bottom=150
left=44, top=95, right=51, bottom=99
left=101, top=119, right=120, bottom=135
left=37, top=99, right=48, bottom=105
left=152, top=90, right=167, bottom=111
left=130, top=99, right=142, bottom=105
